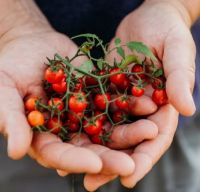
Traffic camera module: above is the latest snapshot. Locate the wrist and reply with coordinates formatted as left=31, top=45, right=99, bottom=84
left=0, top=0, right=52, bottom=40
left=144, top=0, right=199, bottom=27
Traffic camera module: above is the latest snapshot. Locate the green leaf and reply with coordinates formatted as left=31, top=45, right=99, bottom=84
left=117, top=47, right=125, bottom=59
left=76, top=60, right=94, bottom=78
left=119, top=55, right=141, bottom=69
left=153, top=68, right=164, bottom=77
left=97, top=59, right=104, bottom=70
left=127, top=42, right=157, bottom=61
left=114, top=38, right=121, bottom=46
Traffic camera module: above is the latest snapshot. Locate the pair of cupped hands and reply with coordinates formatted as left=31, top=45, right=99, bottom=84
left=0, top=1, right=196, bottom=191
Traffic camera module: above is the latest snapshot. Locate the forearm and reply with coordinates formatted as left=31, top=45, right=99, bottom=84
left=0, top=0, right=51, bottom=38
left=145, top=0, right=200, bottom=26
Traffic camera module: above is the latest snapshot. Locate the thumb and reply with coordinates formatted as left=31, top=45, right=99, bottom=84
left=163, top=28, right=196, bottom=116
left=0, top=84, right=32, bottom=159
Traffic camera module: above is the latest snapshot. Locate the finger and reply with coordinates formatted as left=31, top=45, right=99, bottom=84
left=70, top=134, right=135, bottom=177
left=120, top=104, right=178, bottom=188
left=0, top=85, right=32, bottom=159
left=84, top=174, right=117, bottom=192
left=110, top=95, right=157, bottom=116
left=30, top=132, right=102, bottom=174
left=56, top=169, right=69, bottom=177
left=163, top=29, right=196, bottom=116
left=107, top=119, right=158, bottom=149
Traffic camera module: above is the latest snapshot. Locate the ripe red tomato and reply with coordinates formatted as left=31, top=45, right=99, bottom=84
left=112, top=111, right=126, bottom=123
left=152, top=76, right=166, bottom=89
left=94, top=93, right=111, bottom=111
left=109, top=68, right=126, bottom=85
left=152, top=89, right=168, bottom=106
left=28, top=110, right=45, bottom=127
left=115, top=96, right=129, bottom=110
left=131, top=64, right=146, bottom=79
left=74, top=78, right=84, bottom=92
left=25, top=96, right=38, bottom=111
left=91, top=131, right=104, bottom=145
left=47, top=117, right=62, bottom=134
left=117, top=77, right=130, bottom=90
left=84, top=119, right=102, bottom=135
left=52, top=78, right=67, bottom=94
left=69, top=92, right=88, bottom=113
left=131, top=86, right=145, bottom=97
left=67, top=112, right=83, bottom=123
left=48, top=98, right=64, bottom=112
left=65, top=120, right=80, bottom=132
left=94, top=111, right=107, bottom=123
left=85, top=76, right=98, bottom=86
left=45, top=67, right=65, bottom=84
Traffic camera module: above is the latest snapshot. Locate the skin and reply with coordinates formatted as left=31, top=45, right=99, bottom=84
left=0, top=0, right=199, bottom=191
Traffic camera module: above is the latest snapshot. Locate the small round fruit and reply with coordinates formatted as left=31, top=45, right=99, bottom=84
left=74, top=78, right=84, bottom=92
left=28, top=110, right=45, bottom=127
left=152, top=89, right=168, bottom=106
left=94, top=111, right=107, bottom=123
left=66, top=120, right=80, bottom=132
left=67, top=112, right=83, bottom=123
left=52, top=78, right=67, bottom=94
left=47, top=117, right=62, bottom=134
left=94, top=93, right=111, bottom=111
left=25, top=96, right=38, bottom=111
left=112, top=111, right=126, bottom=123
left=84, top=119, right=102, bottom=135
left=117, top=77, right=130, bottom=90
left=45, top=67, right=65, bottom=84
left=48, top=98, right=64, bottom=112
left=115, top=96, right=129, bottom=110
left=131, top=64, right=146, bottom=79
left=109, top=68, right=126, bottom=85
left=69, top=92, right=88, bottom=113
left=152, top=76, right=166, bottom=89
left=91, top=132, right=104, bottom=145
left=131, top=86, right=145, bottom=97
left=85, top=76, right=98, bottom=86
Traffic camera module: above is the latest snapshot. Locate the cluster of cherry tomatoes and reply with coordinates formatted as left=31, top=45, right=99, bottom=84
left=24, top=36, right=168, bottom=145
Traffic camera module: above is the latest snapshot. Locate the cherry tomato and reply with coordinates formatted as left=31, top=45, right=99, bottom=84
left=94, top=93, right=111, bottom=111
left=69, top=92, right=88, bottom=113
left=45, top=67, right=65, bottom=84
left=91, top=131, right=104, bottom=145
left=67, top=112, right=83, bottom=123
left=117, top=77, right=130, bottom=90
left=28, top=110, right=45, bottom=127
left=131, top=86, right=145, bottom=97
left=85, top=76, right=98, bottom=86
left=152, top=76, right=166, bottom=89
left=152, top=89, right=168, bottom=106
left=109, top=68, right=126, bottom=85
left=84, top=119, right=102, bottom=135
left=52, top=77, right=67, bottom=94
left=112, top=111, right=126, bottom=123
left=66, top=120, right=80, bottom=132
left=131, top=64, right=146, bottom=79
left=94, top=111, right=107, bottom=123
left=115, top=96, right=129, bottom=110
left=47, top=117, right=62, bottom=134
left=48, top=98, right=64, bottom=112
left=25, top=96, right=38, bottom=111
left=74, top=78, right=84, bottom=92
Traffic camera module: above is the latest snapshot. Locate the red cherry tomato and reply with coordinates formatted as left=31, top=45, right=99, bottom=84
left=94, top=93, right=111, bottom=111
left=112, top=111, right=126, bottom=123
left=48, top=98, right=64, bottom=112
left=94, top=111, right=107, bottom=123
left=115, top=96, right=129, bottom=110
left=66, top=120, right=80, bottom=132
left=131, top=64, right=146, bottom=79
left=85, top=76, right=98, bottom=86
left=69, top=92, right=88, bottom=113
left=91, top=131, right=104, bottom=145
left=52, top=78, right=67, bottom=94
left=117, top=77, right=130, bottom=90
left=67, top=112, right=83, bottom=123
left=45, top=67, right=65, bottom=84
left=131, top=86, right=145, bottom=97
left=47, top=117, right=62, bottom=134
left=25, top=96, right=38, bottom=111
left=74, top=78, right=84, bottom=92
left=152, top=76, right=166, bottom=89
left=109, top=68, right=126, bottom=85
left=84, top=119, right=102, bottom=135
left=28, top=110, right=45, bottom=127
left=152, top=89, right=168, bottom=106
